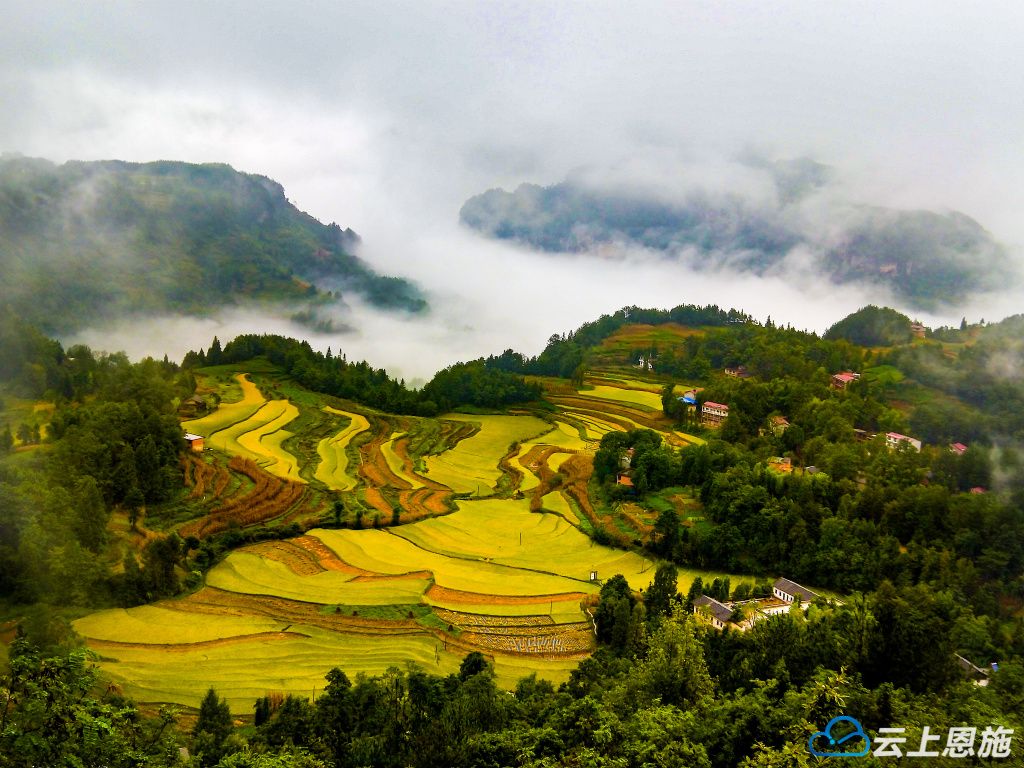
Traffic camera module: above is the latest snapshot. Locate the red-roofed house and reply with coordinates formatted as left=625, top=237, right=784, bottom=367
left=701, top=402, right=729, bottom=428
left=831, top=371, right=860, bottom=390
left=950, top=443, right=968, bottom=456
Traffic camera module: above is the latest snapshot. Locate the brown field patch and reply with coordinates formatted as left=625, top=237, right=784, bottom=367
left=292, top=535, right=373, bottom=575
left=426, top=584, right=586, bottom=606
left=179, top=457, right=309, bottom=539
left=239, top=541, right=325, bottom=576
left=362, top=486, right=394, bottom=518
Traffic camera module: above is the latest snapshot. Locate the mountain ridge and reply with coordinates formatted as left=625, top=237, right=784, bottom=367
left=0, top=155, right=426, bottom=333
left=459, top=164, right=1015, bottom=309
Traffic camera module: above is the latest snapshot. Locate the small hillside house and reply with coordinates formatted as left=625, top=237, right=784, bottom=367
left=831, top=371, right=860, bottom=390
left=184, top=432, right=205, bottom=452
left=701, top=401, right=729, bottom=428
left=693, top=595, right=734, bottom=630
left=886, top=432, right=922, bottom=452
left=724, top=365, right=751, bottom=379
left=773, top=577, right=818, bottom=606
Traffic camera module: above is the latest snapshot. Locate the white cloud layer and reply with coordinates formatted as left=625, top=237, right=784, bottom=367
left=4, top=2, right=1024, bottom=376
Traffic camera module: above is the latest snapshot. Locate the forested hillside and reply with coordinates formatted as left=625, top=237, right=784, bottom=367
left=1, top=306, right=1022, bottom=767
left=0, top=156, right=426, bottom=332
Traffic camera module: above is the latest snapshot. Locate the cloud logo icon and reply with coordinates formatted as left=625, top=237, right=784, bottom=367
left=808, top=716, right=871, bottom=757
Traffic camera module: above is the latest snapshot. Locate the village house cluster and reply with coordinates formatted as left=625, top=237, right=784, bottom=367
left=693, top=577, right=824, bottom=631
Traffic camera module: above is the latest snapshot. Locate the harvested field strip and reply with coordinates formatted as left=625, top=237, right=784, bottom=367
left=465, top=622, right=591, bottom=636
left=293, top=535, right=371, bottom=574
left=239, top=541, right=325, bottom=576
left=434, top=608, right=558, bottom=627
left=314, top=408, right=370, bottom=491
left=461, top=629, right=593, bottom=656
left=166, top=589, right=425, bottom=634
left=382, top=433, right=425, bottom=489
left=393, top=437, right=446, bottom=490
left=559, top=453, right=599, bottom=529
left=396, top=488, right=451, bottom=525
left=182, top=454, right=231, bottom=500
left=181, top=373, right=265, bottom=437
left=312, top=528, right=592, bottom=596
left=207, top=552, right=431, bottom=605
left=359, top=423, right=408, bottom=490
left=179, top=457, right=307, bottom=539
left=362, top=486, right=395, bottom=518
left=426, top=583, right=585, bottom=606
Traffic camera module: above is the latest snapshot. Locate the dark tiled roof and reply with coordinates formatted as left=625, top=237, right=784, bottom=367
left=693, top=594, right=733, bottom=623
left=773, top=578, right=818, bottom=602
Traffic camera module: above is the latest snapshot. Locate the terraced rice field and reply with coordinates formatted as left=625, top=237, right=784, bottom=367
left=183, top=375, right=304, bottom=482
left=182, top=373, right=265, bottom=435
left=88, top=363, right=739, bottom=710
left=76, top=499, right=645, bottom=708
left=424, top=414, right=550, bottom=495
left=314, top=408, right=371, bottom=491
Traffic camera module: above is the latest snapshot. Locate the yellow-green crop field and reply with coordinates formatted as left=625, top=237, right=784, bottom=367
left=541, top=420, right=592, bottom=450
left=70, top=363, right=748, bottom=711
left=314, top=527, right=587, bottom=596
left=74, top=605, right=283, bottom=644
left=540, top=490, right=578, bottom=524
left=580, top=384, right=664, bottom=411
left=314, top=407, right=370, bottom=491
left=82, top=626, right=579, bottom=710
left=182, top=375, right=304, bottom=482
left=387, top=498, right=655, bottom=590
left=424, top=414, right=550, bottom=495
left=182, top=373, right=265, bottom=435
left=206, top=553, right=431, bottom=604
left=592, top=374, right=664, bottom=393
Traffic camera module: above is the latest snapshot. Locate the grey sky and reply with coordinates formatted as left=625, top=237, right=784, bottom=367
left=5, top=2, right=1024, bottom=377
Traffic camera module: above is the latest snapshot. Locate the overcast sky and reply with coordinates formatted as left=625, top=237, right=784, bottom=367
left=4, top=2, right=1023, bottom=379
